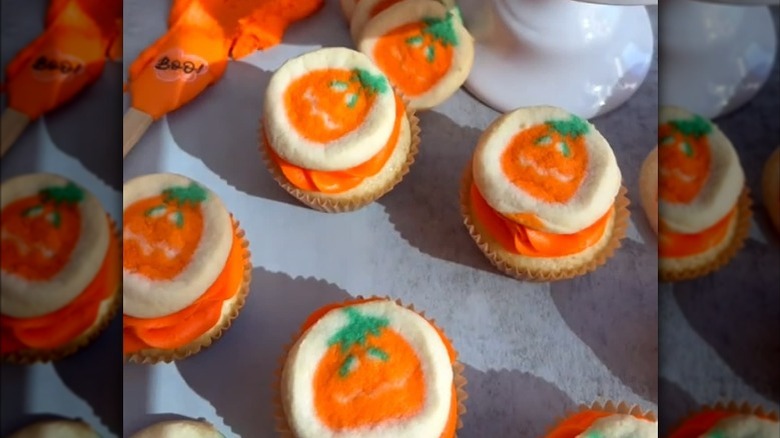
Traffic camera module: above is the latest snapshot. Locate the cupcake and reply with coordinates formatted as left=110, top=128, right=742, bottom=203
left=277, top=297, right=465, bottom=437
left=639, top=146, right=659, bottom=235
left=1, top=174, right=120, bottom=363
left=122, top=173, right=251, bottom=363
left=668, top=403, right=779, bottom=438
left=658, top=107, right=750, bottom=282
left=6, top=419, right=98, bottom=438
left=461, top=106, right=628, bottom=281
left=356, top=0, right=473, bottom=110
left=546, top=401, right=657, bottom=438
left=129, top=419, right=223, bottom=438
left=762, top=147, right=780, bottom=234
left=261, top=47, right=418, bottom=212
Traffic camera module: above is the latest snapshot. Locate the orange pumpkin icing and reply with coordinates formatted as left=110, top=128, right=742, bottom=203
left=0, top=215, right=119, bottom=354
left=668, top=411, right=777, bottom=438
left=658, top=119, right=712, bottom=204
left=545, top=410, right=655, bottom=438
left=658, top=205, right=736, bottom=258
left=267, top=93, right=405, bottom=194
left=296, top=298, right=458, bottom=437
left=470, top=183, right=612, bottom=257
left=123, top=223, right=245, bottom=353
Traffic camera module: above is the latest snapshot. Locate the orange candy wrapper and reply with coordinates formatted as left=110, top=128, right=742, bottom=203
left=123, top=0, right=324, bottom=157
left=1, top=0, right=121, bottom=156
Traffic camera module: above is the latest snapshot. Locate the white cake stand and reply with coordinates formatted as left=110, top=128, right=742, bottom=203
left=659, top=0, right=778, bottom=119
left=460, top=0, right=656, bottom=119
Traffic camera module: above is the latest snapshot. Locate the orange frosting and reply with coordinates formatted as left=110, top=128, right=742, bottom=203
left=668, top=411, right=777, bottom=438
left=0, top=216, right=119, bottom=354
left=123, top=194, right=205, bottom=281
left=5, top=0, right=121, bottom=119
left=129, top=0, right=322, bottom=119
left=267, top=93, right=405, bottom=194
left=545, top=410, right=654, bottom=438
left=659, top=206, right=736, bottom=258
left=470, top=183, right=612, bottom=257
left=296, top=298, right=458, bottom=437
left=123, top=224, right=245, bottom=353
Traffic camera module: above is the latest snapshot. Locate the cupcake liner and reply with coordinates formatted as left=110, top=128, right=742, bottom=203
left=660, top=187, right=752, bottom=283
left=2, top=216, right=122, bottom=364
left=545, top=400, right=657, bottom=436
left=273, top=295, right=467, bottom=437
left=260, top=100, right=420, bottom=213
left=460, top=162, right=630, bottom=282
left=126, top=218, right=252, bottom=364
left=668, top=401, right=779, bottom=436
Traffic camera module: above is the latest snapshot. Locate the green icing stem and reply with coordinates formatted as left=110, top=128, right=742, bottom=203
left=546, top=115, right=590, bottom=138
left=351, top=68, right=388, bottom=95
left=669, top=115, right=712, bottom=138
left=327, top=307, right=389, bottom=353
left=162, top=183, right=208, bottom=207
left=422, top=12, right=459, bottom=46
left=39, top=182, right=84, bottom=205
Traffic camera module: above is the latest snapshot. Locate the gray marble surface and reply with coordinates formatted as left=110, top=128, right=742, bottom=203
left=121, top=1, right=658, bottom=437
left=658, top=6, right=780, bottom=435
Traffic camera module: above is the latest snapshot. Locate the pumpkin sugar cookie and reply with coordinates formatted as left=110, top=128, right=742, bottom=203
left=357, top=0, right=473, bottom=110
left=129, top=419, right=223, bottom=438
left=1, top=174, right=120, bottom=363
left=276, top=297, right=466, bottom=437
left=639, top=146, right=659, bottom=235
left=6, top=419, right=98, bottom=438
left=122, top=173, right=251, bottom=363
left=763, top=147, right=780, bottom=234
left=658, top=107, right=750, bottom=282
left=261, top=47, right=419, bottom=212
left=545, top=401, right=657, bottom=438
left=668, top=402, right=778, bottom=438
left=461, top=106, right=628, bottom=281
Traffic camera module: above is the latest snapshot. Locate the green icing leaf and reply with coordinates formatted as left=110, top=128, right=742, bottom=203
left=329, top=80, right=349, bottom=91
left=425, top=45, right=435, bottom=63
left=545, top=115, right=590, bottom=138
left=405, top=35, right=423, bottom=47
left=162, top=183, right=208, bottom=207
left=351, top=68, right=389, bottom=95
left=680, top=142, right=694, bottom=157
left=22, top=205, right=44, bottom=217
left=339, top=355, right=357, bottom=378
left=48, top=211, right=61, bottom=228
left=39, top=182, right=84, bottom=205
left=144, top=205, right=167, bottom=217
left=170, top=211, right=184, bottom=228
left=327, top=307, right=389, bottom=354
left=422, top=12, right=459, bottom=47
left=346, top=93, right=359, bottom=108
left=558, top=142, right=572, bottom=158
left=669, top=115, right=712, bottom=138
left=534, top=135, right=552, bottom=146
left=367, top=347, right=389, bottom=362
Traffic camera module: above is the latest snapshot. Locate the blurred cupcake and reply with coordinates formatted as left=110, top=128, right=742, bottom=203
left=461, top=106, right=628, bottom=281
left=7, top=419, right=98, bottom=438
left=357, top=0, right=473, bottom=110
left=658, top=107, right=750, bottom=282
left=545, top=401, right=657, bottom=438
left=762, top=147, right=780, bottom=234
left=261, top=47, right=419, bottom=212
left=668, top=402, right=778, bottom=438
left=1, top=174, right=120, bottom=363
left=639, top=146, right=659, bottom=235
left=123, top=173, right=251, bottom=363
left=129, top=419, right=222, bottom=438
left=276, top=297, right=465, bottom=437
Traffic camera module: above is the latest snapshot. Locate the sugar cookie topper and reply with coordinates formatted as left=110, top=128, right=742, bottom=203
left=0, top=0, right=121, bottom=157
left=122, top=0, right=324, bottom=158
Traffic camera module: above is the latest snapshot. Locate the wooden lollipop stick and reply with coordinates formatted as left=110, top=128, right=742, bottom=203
left=123, top=107, right=154, bottom=158
left=1, top=108, right=31, bottom=158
